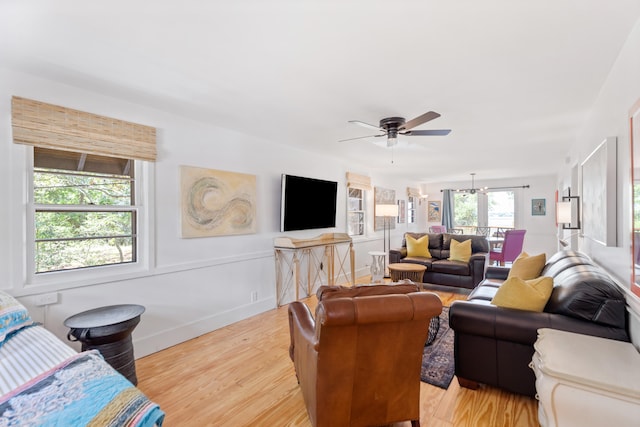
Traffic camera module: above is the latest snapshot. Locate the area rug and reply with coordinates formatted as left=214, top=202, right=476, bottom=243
left=420, top=306, right=455, bottom=389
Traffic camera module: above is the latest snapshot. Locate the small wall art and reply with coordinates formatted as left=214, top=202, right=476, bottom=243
left=374, top=187, right=396, bottom=231
left=531, top=198, right=546, bottom=216
left=180, top=165, right=257, bottom=238
left=428, top=201, right=442, bottom=222
left=397, top=200, right=406, bottom=223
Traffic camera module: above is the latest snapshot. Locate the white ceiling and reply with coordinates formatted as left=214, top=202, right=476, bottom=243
left=2, top=1, right=640, bottom=184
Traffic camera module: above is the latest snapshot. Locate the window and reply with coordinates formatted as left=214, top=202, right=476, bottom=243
left=453, top=192, right=478, bottom=228
left=347, top=187, right=365, bottom=236
left=452, top=190, right=515, bottom=234
left=488, top=191, right=515, bottom=228
left=32, top=148, right=138, bottom=273
left=407, top=196, right=416, bottom=224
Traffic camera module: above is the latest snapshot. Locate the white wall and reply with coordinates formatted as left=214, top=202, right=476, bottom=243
left=558, top=17, right=640, bottom=345
left=0, top=67, right=427, bottom=357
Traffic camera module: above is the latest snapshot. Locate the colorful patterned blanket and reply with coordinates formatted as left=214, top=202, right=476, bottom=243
left=0, top=350, right=164, bottom=426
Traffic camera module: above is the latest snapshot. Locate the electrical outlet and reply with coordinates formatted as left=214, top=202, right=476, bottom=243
left=35, top=292, right=59, bottom=306
left=251, top=291, right=258, bottom=302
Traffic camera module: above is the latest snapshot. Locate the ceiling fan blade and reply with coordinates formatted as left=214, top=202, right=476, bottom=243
left=338, top=133, right=386, bottom=142
left=349, top=120, right=383, bottom=131
left=400, top=111, right=441, bottom=131
left=402, top=129, right=451, bottom=136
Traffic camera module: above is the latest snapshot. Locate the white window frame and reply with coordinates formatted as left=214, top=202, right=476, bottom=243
left=22, top=147, right=155, bottom=291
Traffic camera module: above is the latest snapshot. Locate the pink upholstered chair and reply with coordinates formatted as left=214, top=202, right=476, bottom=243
left=489, top=229, right=526, bottom=266
left=429, top=225, right=447, bottom=233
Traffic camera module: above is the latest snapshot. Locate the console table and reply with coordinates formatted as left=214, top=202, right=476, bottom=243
left=274, top=233, right=355, bottom=306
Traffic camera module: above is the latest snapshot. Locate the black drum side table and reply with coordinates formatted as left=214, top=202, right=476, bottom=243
left=64, top=304, right=145, bottom=385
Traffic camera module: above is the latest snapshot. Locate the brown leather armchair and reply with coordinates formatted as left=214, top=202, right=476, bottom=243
left=288, top=286, right=442, bottom=427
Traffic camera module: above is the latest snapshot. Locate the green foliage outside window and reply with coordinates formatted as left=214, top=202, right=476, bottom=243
left=34, top=168, right=135, bottom=273
left=454, top=193, right=477, bottom=226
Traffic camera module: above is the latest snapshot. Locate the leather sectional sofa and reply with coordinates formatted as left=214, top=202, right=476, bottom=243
left=449, top=250, right=630, bottom=397
left=389, top=232, right=490, bottom=289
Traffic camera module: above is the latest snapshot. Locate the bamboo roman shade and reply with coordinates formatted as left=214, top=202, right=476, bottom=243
left=346, top=172, right=372, bottom=191
left=11, top=96, right=156, bottom=161
left=407, top=187, right=421, bottom=198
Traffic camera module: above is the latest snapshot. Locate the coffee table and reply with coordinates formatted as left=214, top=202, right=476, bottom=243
left=387, top=263, right=426, bottom=283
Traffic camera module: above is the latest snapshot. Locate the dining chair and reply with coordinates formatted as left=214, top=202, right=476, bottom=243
left=495, top=227, right=510, bottom=237
left=429, top=225, right=447, bottom=233
left=449, top=228, right=464, bottom=234
left=489, top=229, right=526, bottom=266
left=475, top=226, right=491, bottom=237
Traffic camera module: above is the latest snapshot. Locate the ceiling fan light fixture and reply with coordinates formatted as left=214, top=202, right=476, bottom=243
left=387, top=129, right=398, bottom=147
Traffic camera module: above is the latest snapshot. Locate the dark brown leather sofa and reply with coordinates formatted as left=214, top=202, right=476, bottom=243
left=389, top=232, right=490, bottom=289
left=449, top=250, right=630, bottom=397
left=288, top=283, right=442, bottom=427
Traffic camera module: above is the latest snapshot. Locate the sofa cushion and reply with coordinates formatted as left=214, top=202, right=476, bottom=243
left=431, top=259, right=470, bottom=276
left=508, top=252, right=546, bottom=280
left=491, top=276, right=553, bottom=312
left=442, top=234, right=490, bottom=253
left=402, top=257, right=433, bottom=269
left=449, top=238, right=472, bottom=262
left=541, top=253, right=594, bottom=278
left=544, top=268, right=627, bottom=328
left=402, top=232, right=442, bottom=251
left=406, top=234, right=431, bottom=258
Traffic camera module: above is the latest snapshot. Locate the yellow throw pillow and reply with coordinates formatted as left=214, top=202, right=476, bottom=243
left=491, top=276, right=553, bottom=312
left=406, top=234, right=431, bottom=258
left=508, top=252, right=546, bottom=280
left=448, top=238, right=472, bottom=262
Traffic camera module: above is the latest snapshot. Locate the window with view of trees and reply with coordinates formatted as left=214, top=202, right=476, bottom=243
left=33, top=147, right=137, bottom=273
left=347, top=187, right=365, bottom=236
left=453, top=192, right=478, bottom=228
left=453, top=190, right=515, bottom=232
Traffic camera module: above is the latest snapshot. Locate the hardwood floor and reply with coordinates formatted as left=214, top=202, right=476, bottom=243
left=136, top=279, right=538, bottom=426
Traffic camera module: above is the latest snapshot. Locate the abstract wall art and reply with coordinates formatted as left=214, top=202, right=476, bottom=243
left=397, top=200, right=406, bottom=224
left=181, top=165, right=257, bottom=237
left=374, top=187, right=396, bottom=231
left=581, top=136, right=617, bottom=246
left=428, top=201, right=442, bottom=222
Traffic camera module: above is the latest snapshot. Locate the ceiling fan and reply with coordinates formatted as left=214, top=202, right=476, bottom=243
left=340, top=111, right=451, bottom=147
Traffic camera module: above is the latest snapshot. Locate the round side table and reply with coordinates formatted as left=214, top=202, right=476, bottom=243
left=387, top=263, right=427, bottom=284
left=65, top=304, right=145, bottom=385
left=368, top=251, right=386, bottom=283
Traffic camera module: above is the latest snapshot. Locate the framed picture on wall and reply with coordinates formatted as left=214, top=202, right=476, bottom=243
left=397, top=200, right=406, bottom=223
left=374, top=187, right=396, bottom=231
left=531, top=198, right=546, bottom=216
left=428, top=201, right=441, bottom=222
left=581, top=136, right=617, bottom=246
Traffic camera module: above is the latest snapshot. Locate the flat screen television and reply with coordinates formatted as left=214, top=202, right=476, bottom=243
left=280, top=174, right=338, bottom=232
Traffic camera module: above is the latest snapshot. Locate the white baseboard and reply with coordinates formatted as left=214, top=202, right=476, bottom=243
left=132, top=296, right=276, bottom=358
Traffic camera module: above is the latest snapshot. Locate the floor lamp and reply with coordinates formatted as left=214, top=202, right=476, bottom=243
left=377, top=204, right=399, bottom=278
